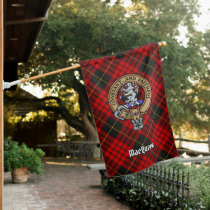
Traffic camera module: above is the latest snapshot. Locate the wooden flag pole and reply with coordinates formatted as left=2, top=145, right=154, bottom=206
left=21, top=63, right=81, bottom=83
left=3, top=41, right=166, bottom=89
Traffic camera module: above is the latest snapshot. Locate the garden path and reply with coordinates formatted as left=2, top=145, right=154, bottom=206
left=4, top=159, right=130, bottom=210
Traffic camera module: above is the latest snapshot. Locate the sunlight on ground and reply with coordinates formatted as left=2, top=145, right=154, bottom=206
left=181, top=142, right=208, bottom=152
left=45, top=161, right=88, bottom=166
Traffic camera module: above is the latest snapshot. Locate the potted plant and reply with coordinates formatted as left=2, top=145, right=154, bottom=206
left=4, top=137, right=45, bottom=183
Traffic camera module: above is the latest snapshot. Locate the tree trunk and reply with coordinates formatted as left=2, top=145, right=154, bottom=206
left=81, top=111, right=99, bottom=142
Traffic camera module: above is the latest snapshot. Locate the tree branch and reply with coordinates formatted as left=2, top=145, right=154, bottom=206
left=4, top=93, right=88, bottom=136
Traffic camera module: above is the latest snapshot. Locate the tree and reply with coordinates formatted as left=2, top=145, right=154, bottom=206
left=12, top=0, right=209, bottom=140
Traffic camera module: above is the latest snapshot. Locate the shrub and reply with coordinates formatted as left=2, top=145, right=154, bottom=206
left=4, top=137, right=45, bottom=175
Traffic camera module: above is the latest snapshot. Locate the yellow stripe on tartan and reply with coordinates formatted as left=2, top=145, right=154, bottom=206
left=83, top=45, right=174, bottom=176
left=126, top=95, right=166, bottom=173
left=100, top=120, right=118, bottom=145
left=83, top=62, right=161, bottom=89
left=105, top=140, right=176, bottom=177
left=100, top=120, right=123, bottom=176
left=82, top=67, right=111, bottom=87
left=125, top=46, right=165, bottom=173
left=82, top=49, right=161, bottom=93
left=150, top=109, right=168, bottom=123
left=124, top=52, right=155, bottom=70
left=142, top=48, right=159, bottom=77
left=163, top=141, right=177, bottom=160
left=88, top=57, right=115, bottom=97
left=95, top=117, right=164, bottom=176
left=94, top=115, right=164, bottom=161
left=124, top=47, right=162, bottom=77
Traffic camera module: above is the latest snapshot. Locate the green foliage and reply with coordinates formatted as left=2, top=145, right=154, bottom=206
left=187, top=164, right=210, bottom=209
left=4, top=137, right=45, bottom=175
left=169, top=160, right=210, bottom=208
left=20, top=0, right=209, bottom=137
left=103, top=162, right=210, bottom=209
left=103, top=176, right=186, bottom=209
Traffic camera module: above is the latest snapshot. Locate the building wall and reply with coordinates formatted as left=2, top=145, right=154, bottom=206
left=11, top=119, right=57, bottom=156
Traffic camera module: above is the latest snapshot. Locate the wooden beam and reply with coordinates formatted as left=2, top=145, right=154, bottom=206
left=175, top=138, right=208, bottom=144
left=0, top=0, right=3, bottom=208
left=5, top=17, right=47, bottom=25
left=177, top=148, right=210, bottom=156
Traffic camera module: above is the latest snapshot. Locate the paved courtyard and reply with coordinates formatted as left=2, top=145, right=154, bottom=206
left=4, top=159, right=130, bottom=210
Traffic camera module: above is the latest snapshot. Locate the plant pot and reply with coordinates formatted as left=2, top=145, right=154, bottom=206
left=11, top=167, right=29, bottom=183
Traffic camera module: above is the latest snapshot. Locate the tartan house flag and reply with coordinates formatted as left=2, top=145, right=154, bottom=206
left=80, top=43, right=178, bottom=177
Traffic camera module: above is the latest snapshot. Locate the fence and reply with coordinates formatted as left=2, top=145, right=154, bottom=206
left=175, top=134, right=210, bottom=152
left=104, top=165, right=190, bottom=209
left=55, top=140, right=101, bottom=160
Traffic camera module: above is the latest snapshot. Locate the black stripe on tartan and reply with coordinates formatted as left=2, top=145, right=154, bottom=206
left=84, top=67, right=115, bottom=90
left=138, top=57, right=158, bottom=76
left=89, top=77, right=108, bottom=90
left=121, top=127, right=135, bottom=148
left=138, top=56, right=151, bottom=72
left=118, top=166, right=133, bottom=175
left=100, top=122, right=130, bottom=153
left=97, top=116, right=135, bottom=159
left=115, top=52, right=126, bottom=60
left=160, top=141, right=176, bottom=154
left=149, top=103, right=164, bottom=123
left=85, top=61, right=98, bottom=75
left=154, top=135, right=175, bottom=156
left=114, top=47, right=135, bottom=60
left=101, top=117, right=123, bottom=138
left=132, top=136, right=151, bottom=150
left=149, top=146, right=159, bottom=163
left=102, top=126, right=134, bottom=172
left=116, top=48, right=143, bottom=72
left=149, top=44, right=160, bottom=58
left=146, top=147, right=156, bottom=163
left=104, top=127, right=133, bottom=169
left=94, top=69, right=112, bottom=82
left=88, top=69, right=111, bottom=90
left=151, top=66, right=162, bottom=79
left=96, top=60, right=120, bottom=79
left=156, top=149, right=175, bottom=162
left=103, top=58, right=131, bottom=75
left=127, top=56, right=142, bottom=71
left=128, top=49, right=145, bottom=71
left=152, top=73, right=164, bottom=88
left=123, top=50, right=133, bottom=64
left=144, top=121, right=154, bottom=138
left=86, top=85, right=105, bottom=102
left=145, top=58, right=157, bottom=75
left=158, top=111, right=171, bottom=127
left=142, top=154, right=154, bottom=167
left=102, top=51, right=155, bottom=80
left=112, top=55, right=133, bottom=71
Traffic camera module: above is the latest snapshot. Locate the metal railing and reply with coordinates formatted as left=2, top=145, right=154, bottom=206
left=106, top=165, right=190, bottom=209
left=55, top=140, right=101, bottom=160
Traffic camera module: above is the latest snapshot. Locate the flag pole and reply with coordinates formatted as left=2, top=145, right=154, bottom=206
left=3, top=41, right=166, bottom=89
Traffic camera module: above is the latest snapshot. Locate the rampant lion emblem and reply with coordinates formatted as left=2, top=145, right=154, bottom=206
left=108, top=74, right=152, bottom=130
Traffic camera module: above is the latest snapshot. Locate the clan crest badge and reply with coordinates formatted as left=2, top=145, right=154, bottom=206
left=108, top=74, right=152, bottom=130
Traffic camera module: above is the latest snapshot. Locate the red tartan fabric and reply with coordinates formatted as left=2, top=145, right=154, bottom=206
left=80, top=43, right=178, bottom=177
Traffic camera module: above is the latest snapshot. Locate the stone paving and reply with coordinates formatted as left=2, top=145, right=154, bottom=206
left=4, top=159, right=130, bottom=210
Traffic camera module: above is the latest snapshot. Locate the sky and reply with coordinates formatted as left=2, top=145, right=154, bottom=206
left=21, top=0, right=210, bottom=98
left=196, top=0, right=210, bottom=32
